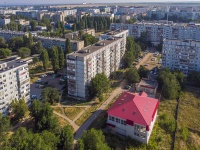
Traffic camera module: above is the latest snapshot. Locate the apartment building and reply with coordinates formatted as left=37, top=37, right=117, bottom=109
left=37, top=36, right=84, bottom=51
left=99, top=29, right=128, bottom=41
left=66, top=37, right=126, bottom=98
left=0, top=17, right=10, bottom=27
left=162, top=39, right=200, bottom=76
left=110, top=22, right=200, bottom=46
left=0, top=60, right=30, bottom=115
left=0, top=30, right=28, bottom=41
left=106, top=92, right=159, bottom=144
left=65, top=28, right=95, bottom=40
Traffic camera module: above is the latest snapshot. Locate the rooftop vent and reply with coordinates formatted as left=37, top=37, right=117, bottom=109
left=133, top=112, right=136, bottom=115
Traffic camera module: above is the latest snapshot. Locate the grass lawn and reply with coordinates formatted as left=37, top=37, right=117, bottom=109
left=52, top=107, right=63, bottom=114
left=174, top=87, right=200, bottom=150
left=30, top=76, right=38, bottom=84
left=64, top=107, right=85, bottom=120
left=54, top=114, right=74, bottom=132
left=75, top=102, right=101, bottom=126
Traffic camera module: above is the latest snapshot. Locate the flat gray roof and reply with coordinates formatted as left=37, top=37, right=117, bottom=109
left=139, top=78, right=158, bottom=89
left=0, top=60, right=27, bottom=73
left=105, top=30, right=128, bottom=36
left=68, top=37, right=122, bottom=57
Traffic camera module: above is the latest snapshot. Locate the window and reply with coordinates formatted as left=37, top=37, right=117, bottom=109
left=116, top=118, right=119, bottom=123
left=109, top=116, right=112, bottom=120
left=111, top=117, right=114, bottom=121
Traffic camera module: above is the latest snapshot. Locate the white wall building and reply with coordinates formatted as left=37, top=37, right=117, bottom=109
left=162, top=39, right=200, bottom=76
left=107, top=92, right=159, bottom=144
left=110, top=22, right=200, bottom=46
left=98, top=29, right=128, bottom=41
left=0, top=30, right=28, bottom=41
left=0, top=60, right=30, bottom=115
left=66, top=36, right=126, bottom=98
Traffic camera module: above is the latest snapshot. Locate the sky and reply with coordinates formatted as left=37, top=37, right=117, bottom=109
left=1, top=0, right=200, bottom=5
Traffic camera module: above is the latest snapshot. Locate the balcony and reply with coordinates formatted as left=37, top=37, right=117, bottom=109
left=67, top=59, right=75, bottom=64
left=67, top=76, right=75, bottom=80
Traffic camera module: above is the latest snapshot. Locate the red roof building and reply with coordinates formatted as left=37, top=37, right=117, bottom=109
left=106, top=91, right=159, bottom=144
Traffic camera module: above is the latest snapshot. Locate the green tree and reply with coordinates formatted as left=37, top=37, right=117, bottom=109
left=0, top=36, right=7, bottom=48
left=0, top=48, right=12, bottom=58
left=89, top=73, right=110, bottom=97
left=18, top=47, right=31, bottom=58
left=11, top=99, right=28, bottom=122
left=41, top=87, right=60, bottom=104
left=33, top=56, right=39, bottom=64
left=72, top=23, right=77, bottom=31
left=23, top=33, right=33, bottom=47
left=58, top=47, right=65, bottom=68
left=9, top=36, right=24, bottom=52
left=138, top=65, right=149, bottom=78
left=29, top=100, right=58, bottom=132
left=41, top=49, right=49, bottom=71
left=31, top=41, right=43, bottom=54
left=125, top=68, right=140, bottom=83
left=51, top=46, right=59, bottom=73
left=30, top=20, right=37, bottom=31
left=65, top=38, right=72, bottom=54
left=0, top=113, right=11, bottom=142
left=58, top=126, right=74, bottom=150
left=81, top=34, right=98, bottom=47
left=79, top=128, right=110, bottom=150
left=123, top=51, right=135, bottom=68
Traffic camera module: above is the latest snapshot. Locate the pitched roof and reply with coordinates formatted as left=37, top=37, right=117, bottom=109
left=107, top=92, right=159, bottom=126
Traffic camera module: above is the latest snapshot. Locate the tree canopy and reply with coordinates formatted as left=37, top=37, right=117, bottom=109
left=41, top=87, right=60, bottom=104
left=77, top=128, right=110, bottom=150
left=125, top=68, right=140, bottom=83
left=89, top=73, right=110, bottom=97
left=41, top=49, right=49, bottom=71
left=18, top=47, right=31, bottom=58
left=138, top=65, right=149, bottom=78
left=11, top=99, right=28, bottom=123
left=29, top=100, right=58, bottom=132
left=0, top=48, right=12, bottom=58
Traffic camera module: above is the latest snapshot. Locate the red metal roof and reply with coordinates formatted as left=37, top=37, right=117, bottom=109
left=107, top=92, right=159, bottom=126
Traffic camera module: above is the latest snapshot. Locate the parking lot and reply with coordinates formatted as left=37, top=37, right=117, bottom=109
left=30, top=73, right=66, bottom=100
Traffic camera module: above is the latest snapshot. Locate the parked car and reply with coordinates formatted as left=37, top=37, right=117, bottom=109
left=36, top=79, right=42, bottom=83
left=31, top=95, right=37, bottom=99
left=40, top=74, right=47, bottom=78
left=144, top=63, right=149, bottom=66
left=151, top=58, right=156, bottom=61
left=124, top=85, right=131, bottom=90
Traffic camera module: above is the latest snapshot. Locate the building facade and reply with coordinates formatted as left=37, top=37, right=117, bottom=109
left=162, top=39, right=200, bottom=76
left=0, top=17, right=10, bottom=27
left=106, top=92, right=159, bottom=144
left=37, top=36, right=84, bottom=51
left=0, top=60, right=30, bottom=115
left=66, top=37, right=126, bottom=98
left=0, top=30, right=28, bottom=41
left=110, top=22, right=200, bottom=45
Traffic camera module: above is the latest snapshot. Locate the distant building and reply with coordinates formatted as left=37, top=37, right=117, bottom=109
left=0, top=17, right=10, bottom=27
left=16, top=11, right=38, bottom=19
left=162, top=39, right=200, bottom=76
left=99, top=29, right=128, bottom=41
left=106, top=92, right=159, bottom=144
left=66, top=37, right=126, bottom=98
left=65, top=28, right=95, bottom=40
left=0, top=30, right=28, bottom=41
left=0, top=60, right=30, bottom=115
left=110, top=22, right=200, bottom=46
left=136, top=78, right=158, bottom=95
left=37, top=36, right=84, bottom=51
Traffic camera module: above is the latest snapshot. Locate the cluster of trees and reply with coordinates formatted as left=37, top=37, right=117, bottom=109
left=73, top=16, right=111, bottom=32
left=81, top=34, right=98, bottom=47
left=89, top=73, right=110, bottom=99
left=0, top=100, right=74, bottom=150
left=41, top=87, right=60, bottom=104
left=76, top=128, right=110, bottom=150
left=0, top=48, right=12, bottom=58
left=158, top=68, right=184, bottom=99
left=123, top=36, right=141, bottom=68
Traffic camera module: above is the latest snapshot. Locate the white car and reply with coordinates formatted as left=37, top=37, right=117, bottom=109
left=151, top=58, right=156, bottom=61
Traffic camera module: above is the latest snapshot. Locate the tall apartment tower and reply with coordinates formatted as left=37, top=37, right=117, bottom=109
left=66, top=37, right=126, bottom=99
left=0, top=60, right=30, bottom=115
left=162, top=39, right=200, bottom=76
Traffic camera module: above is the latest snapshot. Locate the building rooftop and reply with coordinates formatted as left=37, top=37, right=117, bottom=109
left=68, top=37, right=122, bottom=57
left=103, top=29, right=128, bottom=36
left=107, top=92, right=159, bottom=127
left=37, top=36, right=82, bottom=42
left=164, top=39, right=200, bottom=43
left=0, top=60, right=27, bottom=73
left=138, top=78, right=158, bottom=89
